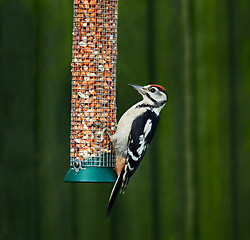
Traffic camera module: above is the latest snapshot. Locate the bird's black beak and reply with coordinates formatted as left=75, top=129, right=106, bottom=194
left=128, top=84, right=146, bottom=95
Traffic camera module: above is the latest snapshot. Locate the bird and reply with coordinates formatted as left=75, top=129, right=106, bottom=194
left=96, top=84, right=168, bottom=217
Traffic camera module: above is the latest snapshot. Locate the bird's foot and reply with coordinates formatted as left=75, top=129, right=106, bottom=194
left=93, top=119, right=112, bottom=141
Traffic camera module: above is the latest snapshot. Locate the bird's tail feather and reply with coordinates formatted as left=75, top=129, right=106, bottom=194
left=121, top=174, right=130, bottom=194
left=106, top=169, right=124, bottom=218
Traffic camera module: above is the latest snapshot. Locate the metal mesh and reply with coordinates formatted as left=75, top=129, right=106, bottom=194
left=70, top=0, right=118, bottom=168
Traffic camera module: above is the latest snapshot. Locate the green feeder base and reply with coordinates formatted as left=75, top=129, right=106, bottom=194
left=64, top=167, right=117, bottom=183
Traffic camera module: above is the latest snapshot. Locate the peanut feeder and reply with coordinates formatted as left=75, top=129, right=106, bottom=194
left=64, top=0, right=118, bottom=182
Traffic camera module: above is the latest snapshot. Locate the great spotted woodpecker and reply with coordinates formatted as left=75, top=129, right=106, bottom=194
left=97, top=84, right=168, bottom=217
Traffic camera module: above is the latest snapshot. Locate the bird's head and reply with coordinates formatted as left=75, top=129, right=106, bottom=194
left=129, top=84, right=168, bottom=109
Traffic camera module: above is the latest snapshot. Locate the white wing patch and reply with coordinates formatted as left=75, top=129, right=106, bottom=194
left=128, top=148, right=139, bottom=161
left=139, top=135, right=144, bottom=144
left=144, top=119, right=152, bottom=137
left=137, top=119, right=152, bottom=156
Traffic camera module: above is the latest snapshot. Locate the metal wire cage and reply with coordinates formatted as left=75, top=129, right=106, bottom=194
left=64, top=0, right=118, bottom=182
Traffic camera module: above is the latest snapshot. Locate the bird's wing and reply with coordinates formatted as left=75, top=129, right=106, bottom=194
left=121, top=110, right=159, bottom=192
left=106, top=110, right=159, bottom=217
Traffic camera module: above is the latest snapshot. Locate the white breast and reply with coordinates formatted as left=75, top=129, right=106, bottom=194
left=111, top=101, right=145, bottom=157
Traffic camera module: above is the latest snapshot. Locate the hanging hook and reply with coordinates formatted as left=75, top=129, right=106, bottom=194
left=73, top=158, right=82, bottom=174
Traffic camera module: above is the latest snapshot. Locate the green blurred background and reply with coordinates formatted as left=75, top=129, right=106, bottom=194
left=0, top=0, right=249, bottom=239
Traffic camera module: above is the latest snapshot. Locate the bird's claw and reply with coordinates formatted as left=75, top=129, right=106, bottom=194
left=92, top=119, right=112, bottom=141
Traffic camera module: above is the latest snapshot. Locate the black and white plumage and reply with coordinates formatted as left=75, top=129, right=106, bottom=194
left=104, top=84, right=168, bottom=217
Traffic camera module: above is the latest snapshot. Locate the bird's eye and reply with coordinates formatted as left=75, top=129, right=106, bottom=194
left=150, top=87, right=156, bottom=93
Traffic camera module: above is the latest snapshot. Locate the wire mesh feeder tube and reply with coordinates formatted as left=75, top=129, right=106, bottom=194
left=64, top=0, right=118, bottom=183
